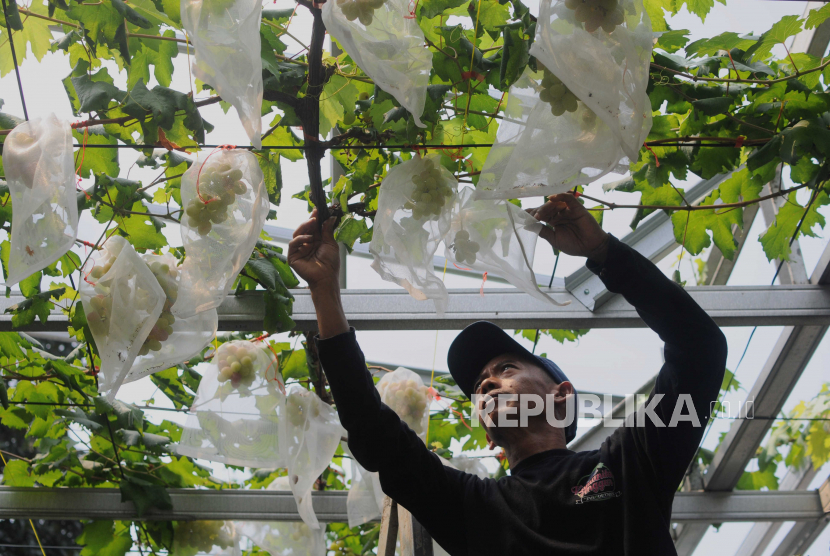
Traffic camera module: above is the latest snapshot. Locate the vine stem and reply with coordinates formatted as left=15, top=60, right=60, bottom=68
left=649, top=58, right=830, bottom=86
left=579, top=181, right=813, bottom=212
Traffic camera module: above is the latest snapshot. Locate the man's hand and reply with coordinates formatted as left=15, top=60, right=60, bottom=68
left=287, top=208, right=340, bottom=290
left=527, top=193, right=609, bottom=263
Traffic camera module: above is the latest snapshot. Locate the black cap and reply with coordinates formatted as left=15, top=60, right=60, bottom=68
left=447, top=321, right=578, bottom=444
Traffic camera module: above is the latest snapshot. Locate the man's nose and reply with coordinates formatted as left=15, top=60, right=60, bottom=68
left=479, top=376, right=500, bottom=396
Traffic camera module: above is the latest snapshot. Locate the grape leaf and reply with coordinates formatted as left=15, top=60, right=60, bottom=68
left=655, top=29, right=690, bottom=53
left=0, top=0, right=51, bottom=77
left=129, top=31, right=178, bottom=88
left=671, top=190, right=741, bottom=258
left=77, top=520, right=134, bottom=556
left=759, top=191, right=830, bottom=261
left=74, top=126, right=119, bottom=178
left=805, top=2, right=830, bottom=30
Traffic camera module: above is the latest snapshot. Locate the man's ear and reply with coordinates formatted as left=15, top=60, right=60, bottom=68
left=486, top=433, right=497, bottom=450
left=554, top=380, right=574, bottom=402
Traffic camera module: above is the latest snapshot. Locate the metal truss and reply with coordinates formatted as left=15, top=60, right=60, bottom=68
left=0, top=487, right=825, bottom=524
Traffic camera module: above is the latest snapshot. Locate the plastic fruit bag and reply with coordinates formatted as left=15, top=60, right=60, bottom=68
left=473, top=66, right=629, bottom=200
left=3, top=114, right=79, bottom=286
left=446, top=188, right=568, bottom=306
left=176, top=340, right=285, bottom=468
left=173, top=149, right=269, bottom=318
left=347, top=455, right=385, bottom=528
left=322, top=0, right=431, bottom=127
left=181, top=0, right=263, bottom=148
left=449, top=455, right=489, bottom=479
left=174, top=520, right=241, bottom=556
left=370, top=155, right=457, bottom=314
left=80, top=236, right=166, bottom=400
left=237, top=476, right=327, bottom=556
left=530, top=0, right=653, bottom=162
left=377, top=367, right=429, bottom=440
left=122, top=253, right=218, bottom=384
left=280, top=386, right=345, bottom=529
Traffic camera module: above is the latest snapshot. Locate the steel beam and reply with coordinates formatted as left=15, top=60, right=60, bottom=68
left=2, top=285, right=828, bottom=332
left=768, top=515, right=830, bottom=556
left=674, top=240, right=830, bottom=555
left=0, top=487, right=824, bottom=523
left=564, top=172, right=730, bottom=310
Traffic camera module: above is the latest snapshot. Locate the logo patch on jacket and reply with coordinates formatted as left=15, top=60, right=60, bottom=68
left=571, top=463, right=621, bottom=504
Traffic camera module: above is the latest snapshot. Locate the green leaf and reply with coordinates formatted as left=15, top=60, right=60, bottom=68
left=71, top=67, right=124, bottom=114
left=806, top=3, right=830, bottom=30
left=655, top=29, right=690, bottom=53
left=280, top=348, right=309, bottom=380
left=736, top=465, right=778, bottom=491
left=0, top=331, right=27, bottom=359
left=120, top=477, right=172, bottom=517
left=127, top=0, right=177, bottom=27
left=672, top=190, right=740, bottom=259
left=335, top=215, right=369, bottom=252
left=750, top=16, right=804, bottom=61
left=129, top=31, right=178, bottom=89
left=468, top=0, right=510, bottom=40
left=760, top=191, right=830, bottom=261
left=684, top=32, right=758, bottom=58
left=0, top=0, right=51, bottom=77
left=419, top=0, right=468, bottom=20
left=111, top=0, right=152, bottom=28
left=0, top=381, right=8, bottom=410
left=1, top=459, right=34, bottom=486
left=74, top=127, right=119, bottom=178
left=77, top=520, right=133, bottom=556
left=119, top=429, right=170, bottom=448
left=691, top=96, right=732, bottom=116
left=4, top=0, right=24, bottom=31
left=263, top=290, right=294, bottom=334
left=500, top=25, right=529, bottom=89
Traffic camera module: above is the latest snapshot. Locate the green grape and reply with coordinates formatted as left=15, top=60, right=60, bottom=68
left=188, top=160, right=249, bottom=236
left=338, top=0, right=386, bottom=25
left=580, top=106, right=598, bottom=131
left=286, top=389, right=321, bottom=426
left=565, top=0, right=624, bottom=33
left=377, top=377, right=429, bottom=434
left=452, top=229, right=480, bottom=265
left=406, top=158, right=454, bottom=221
left=215, top=342, right=259, bottom=389
left=174, top=520, right=233, bottom=553
left=539, top=68, right=579, bottom=117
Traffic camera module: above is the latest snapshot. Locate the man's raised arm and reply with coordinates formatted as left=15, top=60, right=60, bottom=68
left=287, top=210, right=469, bottom=555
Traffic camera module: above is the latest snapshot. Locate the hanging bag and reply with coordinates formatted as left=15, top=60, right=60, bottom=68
left=181, top=0, right=263, bottom=148
left=530, top=0, right=653, bottom=161
left=322, top=0, right=432, bottom=127
left=173, top=520, right=241, bottom=556
left=279, top=386, right=345, bottom=529
left=173, top=149, right=269, bottom=318
left=446, top=188, right=568, bottom=306
left=473, top=66, right=629, bottom=200
left=177, top=340, right=285, bottom=468
left=122, top=253, right=218, bottom=385
left=80, top=236, right=166, bottom=400
left=237, top=476, right=327, bottom=556
left=3, top=114, right=79, bottom=286
left=370, top=154, right=457, bottom=314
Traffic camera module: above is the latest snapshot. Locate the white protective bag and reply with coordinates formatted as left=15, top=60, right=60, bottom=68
left=80, top=236, right=166, bottom=400
left=173, top=520, right=241, bottom=556
left=530, top=0, right=653, bottom=162
left=177, top=340, right=285, bottom=468
left=181, top=0, right=263, bottom=148
left=449, top=455, right=489, bottom=479
left=173, top=149, right=269, bottom=318
left=369, top=155, right=457, bottom=314
left=3, top=114, right=78, bottom=286
left=122, top=253, right=218, bottom=384
left=237, top=476, right=327, bottom=556
left=322, top=0, right=432, bottom=127
left=473, top=66, right=629, bottom=200
left=280, top=386, right=345, bottom=529
left=347, top=367, right=429, bottom=527
left=446, top=188, right=568, bottom=306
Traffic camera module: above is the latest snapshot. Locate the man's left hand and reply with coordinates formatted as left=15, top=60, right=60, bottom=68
left=527, top=193, right=609, bottom=263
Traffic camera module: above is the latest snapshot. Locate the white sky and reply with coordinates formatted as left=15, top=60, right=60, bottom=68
left=1, top=0, right=829, bottom=554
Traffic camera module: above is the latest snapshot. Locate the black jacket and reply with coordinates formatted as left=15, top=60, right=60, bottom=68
left=318, top=234, right=728, bottom=555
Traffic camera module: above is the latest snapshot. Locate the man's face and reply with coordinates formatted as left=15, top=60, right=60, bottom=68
left=472, top=353, right=561, bottom=436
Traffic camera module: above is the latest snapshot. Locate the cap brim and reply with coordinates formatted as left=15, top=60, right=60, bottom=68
left=447, top=321, right=537, bottom=398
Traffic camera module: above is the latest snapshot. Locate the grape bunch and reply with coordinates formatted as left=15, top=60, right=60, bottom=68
left=289, top=523, right=312, bottom=543
left=564, top=0, right=625, bottom=33
left=403, top=158, right=454, bottom=220
left=174, top=520, right=234, bottom=553
left=185, top=162, right=247, bottom=236
left=539, top=70, right=579, bottom=117
left=138, top=261, right=179, bottom=356
left=377, top=376, right=428, bottom=434
left=337, top=0, right=386, bottom=26
left=331, top=539, right=357, bottom=556
left=85, top=240, right=130, bottom=327
left=216, top=342, right=259, bottom=389
left=452, top=230, right=480, bottom=266
left=286, top=389, right=321, bottom=427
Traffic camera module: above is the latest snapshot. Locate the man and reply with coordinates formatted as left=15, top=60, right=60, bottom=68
left=288, top=192, right=727, bottom=555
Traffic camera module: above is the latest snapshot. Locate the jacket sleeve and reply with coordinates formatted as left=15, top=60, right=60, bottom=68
left=317, top=330, right=471, bottom=555
left=588, top=235, right=728, bottom=493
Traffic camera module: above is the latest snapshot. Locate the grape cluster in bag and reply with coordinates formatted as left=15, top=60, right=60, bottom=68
left=370, top=154, right=457, bottom=314
left=80, top=236, right=166, bottom=400
left=3, top=114, right=79, bottom=286
left=177, top=341, right=285, bottom=468
left=174, top=149, right=269, bottom=318
left=174, top=520, right=241, bottom=556
left=279, top=386, right=345, bottom=529
left=322, top=0, right=432, bottom=127
left=122, top=253, right=219, bottom=386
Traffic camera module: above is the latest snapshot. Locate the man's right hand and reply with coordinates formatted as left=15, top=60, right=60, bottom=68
left=287, top=208, right=340, bottom=290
